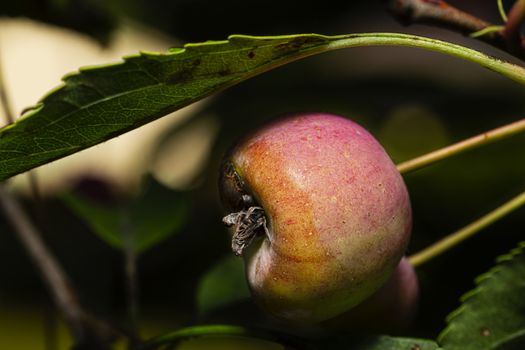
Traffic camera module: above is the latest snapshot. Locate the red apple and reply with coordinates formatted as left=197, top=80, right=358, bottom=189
left=219, top=113, right=412, bottom=323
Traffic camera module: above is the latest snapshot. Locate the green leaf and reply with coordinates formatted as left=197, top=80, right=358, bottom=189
left=126, top=178, right=189, bottom=252
left=62, top=191, right=122, bottom=249
left=1, top=33, right=525, bottom=181
left=62, top=176, right=188, bottom=253
left=196, top=254, right=250, bottom=314
left=140, top=325, right=303, bottom=350
left=140, top=324, right=440, bottom=350
left=438, top=241, right=525, bottom=350
left=323, top=335, right=441, bottom=350
left=362, top=337, right=440, bottom=349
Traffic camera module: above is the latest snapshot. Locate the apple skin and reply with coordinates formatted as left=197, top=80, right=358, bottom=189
left=323, top=257, right=419, bottom=333
left=219, top=113, right=412, bottom=323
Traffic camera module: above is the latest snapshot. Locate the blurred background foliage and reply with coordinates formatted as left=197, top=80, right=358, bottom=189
left=0, top=0, right=525, bottom=349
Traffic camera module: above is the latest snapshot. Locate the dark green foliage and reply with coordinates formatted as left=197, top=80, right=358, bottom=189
left=196, top=254, right=250, bottom=314
left=141, top=324, right=441, bottom=350
left=63, top=176, right=188, bottom=253
left=439, top=242, right=525, bottom=349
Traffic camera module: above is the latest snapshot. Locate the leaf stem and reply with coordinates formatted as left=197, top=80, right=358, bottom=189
left=498, top=0, right=509, bottom=22
left=396, top=118, right=525, bottom=174
left=322, top=33, right=525, bottom=86
left=470, top=25, right=504, bottom=39
left=409, top=189, right=525, bottom=267
left=2, top=33, right=525, bottom=181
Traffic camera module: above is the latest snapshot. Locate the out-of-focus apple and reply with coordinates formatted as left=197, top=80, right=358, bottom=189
left=323, top=257, right=419, bottom=333
left=219, top=113, right=412, bottom=323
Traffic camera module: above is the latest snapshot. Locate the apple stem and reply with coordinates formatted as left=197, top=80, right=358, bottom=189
left=223, top=206, right=269, bottom=256
left=409, top=189, right=525, bottom=267
left=396, top=118, right=525, bottom=174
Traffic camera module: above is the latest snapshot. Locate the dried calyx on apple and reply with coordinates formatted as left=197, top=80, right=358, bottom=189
left=219, top=113, right=412, bottom=323
left=220, top=161, right=269, bottom=256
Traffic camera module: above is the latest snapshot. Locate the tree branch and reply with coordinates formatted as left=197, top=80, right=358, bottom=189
left=0, top=54, right=14, bottom=124
left=0, top=185, right=118, bottom=349
left=122, top=213, right=141, bottom=349
left=504, top=0, right=525, bottom=53
left=409, top=188, right=525, bottom=267
left=0, top=185, right=84, bottom=330
left=386, top=0, right=525, bottom=60
left=396, top=118, right=525, bottom=174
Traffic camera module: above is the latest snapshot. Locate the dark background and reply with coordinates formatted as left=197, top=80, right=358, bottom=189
left=1, top=0, right=524, bottom=348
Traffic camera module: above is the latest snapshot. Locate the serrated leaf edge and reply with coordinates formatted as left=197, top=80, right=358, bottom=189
left=2, top=33, right=525, bottom=180
left=437, top=241, right=525, bottom=344
left=1, top=34, right=331, bottom=134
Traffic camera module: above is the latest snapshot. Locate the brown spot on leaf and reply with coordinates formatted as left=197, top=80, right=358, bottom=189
left=167, top=59, right=203, bottom=84
left=167, top=69, right=192, bottom=84
left=273, top=36, right=325, bottom=53
left=248, top=51, right=255, bottom=59
left=410, top=344, right=421, bottom=350
left=480, top=327, right=491, bottom=337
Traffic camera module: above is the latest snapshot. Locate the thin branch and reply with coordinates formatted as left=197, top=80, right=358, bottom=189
left=396, top=118, right=525, bottom=174
left=43, top=304, right=59, bottom=350
left=470, top=25, right=504, bottom=39
left=386, top=0, right=525, bottom=60
left=499, top=0, right=509, bottom=22
left=2, top=44, right=70, bottom=350
left=124, top=248, right=140, bottom=347
left=0, top=185, right=118, bottom=349
left=27, top=172, right=59, bottom=350
left=400, top=118, right=525, bottom=266
left=409, top=189, right=525, bottom=267
left=2, top=46, right=61, bottom=349
left=121, top=212, right=141, bottom=349
left=0, top=185, right=85, bottom=334
left=387, top=0, right=490, bottom=33
left=0, top=50, right=14, bottom=124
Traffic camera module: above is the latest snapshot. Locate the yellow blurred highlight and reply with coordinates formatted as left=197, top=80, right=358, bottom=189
left=0, top=302, right=206, bottom=349
left=378, top=104, right=450, bottom=163
left=0, top=304, right=72, bottom=350
left=152, top=115, right=220, bottom=189
left=174, top=336, right=285, bottom=350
